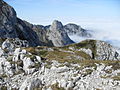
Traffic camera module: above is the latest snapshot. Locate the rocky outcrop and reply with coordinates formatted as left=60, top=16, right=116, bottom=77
left=0, top=0, right=94, bottom=47
left=0, top=39, right=120, bottom=89
left=47, top=20, right=74, bottom=47
left=96, top=40, right=120, bottom=60
left=0, top=0, right=74, bottom=47
left=32, top=25, right=54, bottom=46
left=64, top=23, right=92, bottom=37
left=0, top=0, right=17, bottom=38
left=0, top=47, right=42, bottom=76
left=68, top=39, right=120, bottom=60
left=0, top=57, right=120, bottom=90
left=19, top=63, right=120, bottom=90
left=15, top=19, right=41, bottom=46
left=0, top=38, right=28, bottom=55
left=0, top=0, right=40, bottom=46
left=13, top=48, right=42, bottom=74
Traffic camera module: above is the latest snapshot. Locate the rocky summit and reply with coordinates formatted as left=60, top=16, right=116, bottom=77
left=47, top=20, right=74, bottom=47
left=0, top=0, right=120, bottom=90
left=64, top=23, right=92, bottom=37
left=0, top=0, right=92, bottom=47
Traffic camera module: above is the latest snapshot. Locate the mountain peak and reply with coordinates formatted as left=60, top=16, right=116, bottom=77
left=50, top=20, right=63, bottom=30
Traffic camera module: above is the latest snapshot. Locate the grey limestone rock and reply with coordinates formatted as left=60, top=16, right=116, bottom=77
left=47, top=20, right=74, bottom=47
left=0, top=0, right=17, bottom=38
left=64, top=23, right=92, bottom=37
left=0, top=1, right=74, bottom=47
left=0, top=0, right=94, bottom=47
left=95, top=40, right=120, bottom=60
left=74, top=39, right=120, bottom=60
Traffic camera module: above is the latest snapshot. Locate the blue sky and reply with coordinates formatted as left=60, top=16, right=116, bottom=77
left=4, top=0, right=120, bottom=47
left=4, top=0, right=120, bottom=25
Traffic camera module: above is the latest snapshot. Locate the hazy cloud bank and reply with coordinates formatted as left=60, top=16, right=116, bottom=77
left=69, top=22, right=120, bottom=48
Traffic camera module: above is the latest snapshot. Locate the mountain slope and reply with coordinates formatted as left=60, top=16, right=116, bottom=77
left=46, top=20, right=74, bottom=46
left=0, top=0, right=74, bottom=47
left=64, top=23, right=92, bottom=37
left=0, top=0, right=17, bottom=38
left=0, top=0, right=94, bottom=47
left=66, top=39, right=120, bottom=60
left=0, top=0, right=41, bottom=46
left=0, top=39, right=120, bottom=89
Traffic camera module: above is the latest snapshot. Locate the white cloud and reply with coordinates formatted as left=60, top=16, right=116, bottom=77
left=69, top=21, right=120, bottom=48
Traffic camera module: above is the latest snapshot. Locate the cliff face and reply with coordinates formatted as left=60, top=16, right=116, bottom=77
left=0, top=0, right=17, bottom=38
left=46, top=20, right=74, bottom=47
left=0, top=0, right=74, bottom=47
left=67, top=39, right=120, bottom=60
left=64, top=23, right=92, bottom=37
left=0, top=0, right=94, bottom=47
left=0, top=0, right=40, bottom=46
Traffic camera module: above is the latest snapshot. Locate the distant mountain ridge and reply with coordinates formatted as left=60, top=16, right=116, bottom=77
left=0, top=0, right=91, bottom=47
left=64, top=23, right=92, bottom=37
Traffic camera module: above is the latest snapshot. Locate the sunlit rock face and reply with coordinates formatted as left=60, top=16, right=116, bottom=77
left=0, top=0, right=92, bottom=47
left=64, top=23, right=92, bottom=37
left=70, top=39, right=120, bottom=60
left=64, top=23, right=92, bottom=43
left=95, top=40, right=120, bottom=60
left=1, top=0, right=93, bottom=47
left=50, top=20, right=63, bottom=30
left=0, top=1, right=74, bottom=47
left=47, top=20, right=74, bottom=47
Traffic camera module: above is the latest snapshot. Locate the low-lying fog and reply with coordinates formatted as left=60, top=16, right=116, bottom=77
left=69, top=22, right=120, bottom=48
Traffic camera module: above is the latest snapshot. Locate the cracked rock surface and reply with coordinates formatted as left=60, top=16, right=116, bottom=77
left=0, top=39, right=120, bottom=90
